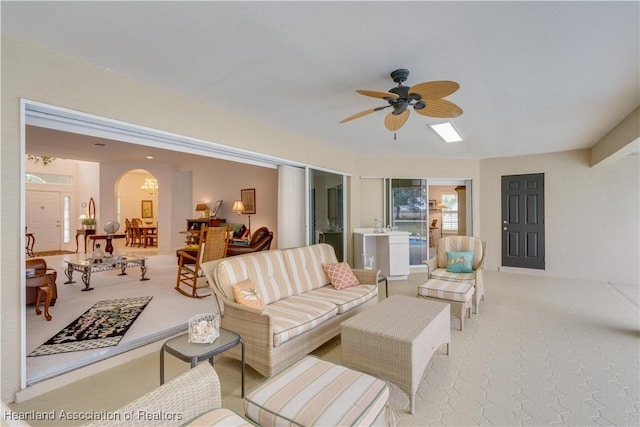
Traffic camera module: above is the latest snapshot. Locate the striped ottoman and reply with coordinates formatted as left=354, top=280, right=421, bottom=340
left=244, top=356, right=389, bottom=426
left=417, top=278, right=475, bottom=331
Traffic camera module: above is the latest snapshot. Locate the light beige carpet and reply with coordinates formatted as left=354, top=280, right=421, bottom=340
left=26, top=250, right=214, bottom=385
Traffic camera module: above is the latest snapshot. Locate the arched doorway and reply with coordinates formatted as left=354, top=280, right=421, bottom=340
left=117, top=169, right=158, bottom=247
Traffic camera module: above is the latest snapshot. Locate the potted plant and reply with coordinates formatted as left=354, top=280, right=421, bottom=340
left=82, top=217, right=97, bottom=230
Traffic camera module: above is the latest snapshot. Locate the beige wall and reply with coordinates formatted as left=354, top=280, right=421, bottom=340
left=2, top=34, right=638, bottom=402
left=480, top=149, right=639, bottom=285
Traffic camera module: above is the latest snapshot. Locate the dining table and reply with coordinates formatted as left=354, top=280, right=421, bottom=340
left=135, top=225, right=158, bottom=248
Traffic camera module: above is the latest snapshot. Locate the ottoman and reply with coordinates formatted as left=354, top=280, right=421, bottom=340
left=341, top=295, right=450, bottom=414
left=244, top=356, right=389, bottom=426
left=417, top=278, right=475, bottom=331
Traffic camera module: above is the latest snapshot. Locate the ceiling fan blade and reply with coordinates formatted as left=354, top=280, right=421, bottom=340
left=414, top=99, right=463, bottom=118
left=384, top=109, right=410, bottom=131
left=409, top=81, right=460, bottom=100
left=356, top=89, right=400, bottom=100
left=339, top=108, right=378, bottom=124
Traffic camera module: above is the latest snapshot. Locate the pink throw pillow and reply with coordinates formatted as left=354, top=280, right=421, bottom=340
left=232, top=279, right=265, bottom=310
left=323, top=262, right=360, bottom=290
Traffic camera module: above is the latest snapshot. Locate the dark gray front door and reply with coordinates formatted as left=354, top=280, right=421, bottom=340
left=501, top=173, right=545, bottom=269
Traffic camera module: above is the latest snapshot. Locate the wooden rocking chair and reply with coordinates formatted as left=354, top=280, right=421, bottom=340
left=175, top=225, right=230, bottom=298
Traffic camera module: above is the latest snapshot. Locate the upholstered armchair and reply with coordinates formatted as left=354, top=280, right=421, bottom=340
left=226, top=227, right=273, bottom=257
left=25, top=258, right=58, bottom=306
left=424, top=235, right=486, bottom=313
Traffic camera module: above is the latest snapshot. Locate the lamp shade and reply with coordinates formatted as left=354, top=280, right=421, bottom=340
left=232, top=200, right=245, bottom=214
left=195, top=203, right=208, bottom=212
left=436, top=203, right=448, bottom=209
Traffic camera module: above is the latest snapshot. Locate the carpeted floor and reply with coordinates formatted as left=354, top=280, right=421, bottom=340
left=25, top=248, right=214, bottom=385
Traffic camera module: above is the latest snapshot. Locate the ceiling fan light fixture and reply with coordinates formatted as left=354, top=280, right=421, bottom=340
left=428, top=122, right=463, bottom=143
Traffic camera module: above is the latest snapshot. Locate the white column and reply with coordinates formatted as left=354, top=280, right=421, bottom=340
left=277, top=165, right=305, bottom=249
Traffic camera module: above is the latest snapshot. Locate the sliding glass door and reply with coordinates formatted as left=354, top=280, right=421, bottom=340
left=386, top=179, right=429, bottom=265
left=383, top=178, right=473, bottom=266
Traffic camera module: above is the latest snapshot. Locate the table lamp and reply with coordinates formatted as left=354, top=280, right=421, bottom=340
left=195, top=203, right=209, bottom=218
left=232, top=200, right=250, bottom=236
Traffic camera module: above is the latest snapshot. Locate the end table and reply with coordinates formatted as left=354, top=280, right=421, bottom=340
left=160, top=327, right=244, bottom=397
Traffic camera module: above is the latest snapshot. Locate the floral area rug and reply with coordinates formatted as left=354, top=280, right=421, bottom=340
left=29, top=296, right=152, bottom=357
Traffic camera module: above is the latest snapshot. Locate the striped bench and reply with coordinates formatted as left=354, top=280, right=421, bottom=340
left=244, top=356, right=389, bottom=426
left=417, top=278, right=475, bottom=331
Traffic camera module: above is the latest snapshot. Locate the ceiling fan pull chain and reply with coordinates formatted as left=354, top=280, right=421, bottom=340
left=394, top=132, right=397, bottom=141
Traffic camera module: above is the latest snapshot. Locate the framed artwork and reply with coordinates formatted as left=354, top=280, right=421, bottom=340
left=428, top=200, right=436, bottom=210
left=240, top=188, right=256, bottom=214
left=211, top=200, right=223, bottom=218
left=141, top=200, right=153, bottom=218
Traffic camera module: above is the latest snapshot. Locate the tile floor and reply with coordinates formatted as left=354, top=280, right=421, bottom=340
left=10, top=267, right=640, bottom=426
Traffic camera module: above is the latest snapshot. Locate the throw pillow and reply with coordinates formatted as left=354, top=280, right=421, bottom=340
left=233, top=225, right=247, bottom=238
left=232, top=279, right=265, bottom=310
left=323, top=262, right=360, bottom=290
left=446, top=251, right=474, bottom=273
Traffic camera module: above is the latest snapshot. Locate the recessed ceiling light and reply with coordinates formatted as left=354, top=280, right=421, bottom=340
left=146, top=156, right=154, bottom=159
left=428, top=122, right=463, bottom=143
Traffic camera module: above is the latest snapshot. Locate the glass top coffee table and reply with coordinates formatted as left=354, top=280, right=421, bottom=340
left=64, top=256, right=149, bottom=291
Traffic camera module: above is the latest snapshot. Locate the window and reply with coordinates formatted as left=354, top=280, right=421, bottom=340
left=63, top=196, right=71, bottom=243
left=441, top=193, right=458, bottom=232
left=24, top=172, right=72, bottom=184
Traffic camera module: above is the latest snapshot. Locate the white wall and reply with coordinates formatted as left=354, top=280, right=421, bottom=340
left=479, top=149, right=639, bottom=286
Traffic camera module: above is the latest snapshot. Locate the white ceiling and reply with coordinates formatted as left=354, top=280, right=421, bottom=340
left=3, top=1, right=639, bottom=161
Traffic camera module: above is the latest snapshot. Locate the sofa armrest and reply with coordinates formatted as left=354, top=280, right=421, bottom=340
left=220, top=298, right=275, bottom=348
left=86, top=363, right=221, bottom=426
left=351, top=268, right=380, bottom=285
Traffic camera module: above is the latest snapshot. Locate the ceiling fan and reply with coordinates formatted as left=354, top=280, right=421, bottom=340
left=340, top=69, right=462, bottom=132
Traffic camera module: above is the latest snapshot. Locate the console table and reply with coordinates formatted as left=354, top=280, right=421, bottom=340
left=89, top=233, right=126, bottom=254
left=75, top=229, right=96, bottom=253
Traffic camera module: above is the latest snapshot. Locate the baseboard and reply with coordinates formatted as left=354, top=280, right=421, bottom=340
left=498, top=266, right=548, bottom=276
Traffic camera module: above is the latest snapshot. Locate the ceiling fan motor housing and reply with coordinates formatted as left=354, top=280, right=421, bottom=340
left=389, top=69, right=422, bottom=114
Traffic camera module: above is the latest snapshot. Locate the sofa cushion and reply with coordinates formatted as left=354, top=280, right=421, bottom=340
left=244, top=356, right=388, bottom=427
left=185, top=408, right=254, bottom=426
left=282, top=243, right=338, bottom=294
left=266, top=295, right=338, bottom=346
left=303, top=284, right=378, bottom=314
left=215, top=250, right=295, bottom=305
left=418, top=279, right=474, bottom=302
left=430, top=267, right=476, bottom=284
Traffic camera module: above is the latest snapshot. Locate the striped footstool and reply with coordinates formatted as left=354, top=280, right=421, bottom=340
left=417, top=279, right=475, bottom=331
left=244, top=356, right=389, bottom=427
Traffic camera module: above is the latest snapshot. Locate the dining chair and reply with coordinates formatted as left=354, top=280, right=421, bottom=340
left=175, top=225, right=230, bottom=298
left=125, top=218, right=134, bottom=246
left=131, top=218, right=143, bottom=247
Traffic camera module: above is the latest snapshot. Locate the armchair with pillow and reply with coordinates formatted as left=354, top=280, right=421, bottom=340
left=424, top=235, right=486, bottom=313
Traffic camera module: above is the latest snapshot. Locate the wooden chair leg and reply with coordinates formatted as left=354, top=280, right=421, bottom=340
left=35, top=286, right=52, bottom=321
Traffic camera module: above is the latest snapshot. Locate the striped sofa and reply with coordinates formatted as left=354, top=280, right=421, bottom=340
left=202, top=243, right=379, bottom=377
left=423, top=235, right=486, bottom=313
